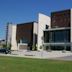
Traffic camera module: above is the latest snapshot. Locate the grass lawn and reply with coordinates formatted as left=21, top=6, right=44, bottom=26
left=0, top=56, right=72, bottom=72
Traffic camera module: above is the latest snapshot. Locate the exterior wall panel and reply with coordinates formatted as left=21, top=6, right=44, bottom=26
left=16, top=22, right=33, bottom=44
left=11, top=25, right=17, bottom=50
left=6, top=24, right=12, bottom=45
left=37, top=13, right=51, bottom=50
left=33, top=22, right=38, bottom=46
left=51, top=9, right=70, bottom=28
left=71, top=9, right=72, bottom=51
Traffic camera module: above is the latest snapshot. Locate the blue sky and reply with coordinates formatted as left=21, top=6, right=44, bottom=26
left=0, top=0, right=72, bottom=39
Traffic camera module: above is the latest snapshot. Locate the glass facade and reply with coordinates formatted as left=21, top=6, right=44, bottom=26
left=44, top=29, right=70, bottom=50
left=18, top=37, right=29, bottom=43
left=44, top=29, right=70, bottom=43
left=44, top=9, right=71, bottom=51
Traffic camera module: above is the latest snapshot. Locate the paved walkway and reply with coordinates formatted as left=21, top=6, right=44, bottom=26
left=53, top=55, right=72, bottom=61
left=0, top=50, right=72, bottom=61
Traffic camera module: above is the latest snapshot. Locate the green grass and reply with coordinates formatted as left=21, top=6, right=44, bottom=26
left=0, top=56, right=72, bottom=72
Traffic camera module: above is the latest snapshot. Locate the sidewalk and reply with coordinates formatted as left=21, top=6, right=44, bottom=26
left=0, top=50, right=72, bottom=60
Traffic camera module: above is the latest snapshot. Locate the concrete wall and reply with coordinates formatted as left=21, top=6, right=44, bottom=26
left=37, top=13, right=51, bottom=50
left=18, top=43, right=28, bottom=50
left=7, top=24, right=12, bottom=45
left=11, top=25, right=17, bottom=50
left=33, top=22, right=38, bottom=34
left=7, top=24, right=17, bottom=50
left=71, top=9, right=72, bottom=51
left=33, top=22, right=38, bottom=45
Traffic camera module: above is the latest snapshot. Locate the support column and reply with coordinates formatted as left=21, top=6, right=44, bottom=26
left=71, top=9, right=72, bottom=51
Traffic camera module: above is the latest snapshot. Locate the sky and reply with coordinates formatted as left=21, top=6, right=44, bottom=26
left=0, top=0, right=72, bottom=39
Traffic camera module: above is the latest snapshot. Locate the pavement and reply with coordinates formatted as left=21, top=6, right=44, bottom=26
left=0, top=50, right=72, bottom=60
left=53, top=55, right=72, bottom=61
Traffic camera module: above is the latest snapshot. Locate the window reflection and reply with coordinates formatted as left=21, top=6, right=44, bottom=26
left=44, top=29, right=70, bottom=43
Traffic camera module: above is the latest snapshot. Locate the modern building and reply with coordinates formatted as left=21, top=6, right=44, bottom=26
left=6, top=9, right=72, bottom=51
left=6, top=13, right=50, bottom=51
left=6, top=22, right=38, bottom=50
left=43, top=9, right=72, bottom=51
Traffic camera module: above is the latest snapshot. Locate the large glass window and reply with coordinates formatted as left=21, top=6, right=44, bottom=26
left=44, top=29, right=70, bottom=43
left=52, top=29, right=70, bottom=42
left=44, top=31, right=49, bottom=42
left=18, top=37, right=29, bottom=43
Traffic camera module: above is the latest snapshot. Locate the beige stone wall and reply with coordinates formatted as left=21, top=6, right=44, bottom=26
left=37, top=13, right=51, bottom=51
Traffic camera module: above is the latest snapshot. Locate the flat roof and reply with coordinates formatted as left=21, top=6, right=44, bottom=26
left=17, top=21, right=37, bottom=25
left=51, top=9, right=71, bottom=14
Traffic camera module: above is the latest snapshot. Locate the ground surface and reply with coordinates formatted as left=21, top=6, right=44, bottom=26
left=11, top=50, right=72, bottom=60
left=54, top=55, right=72, bottom=61
left=0, top=56, right=72, bottom=72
